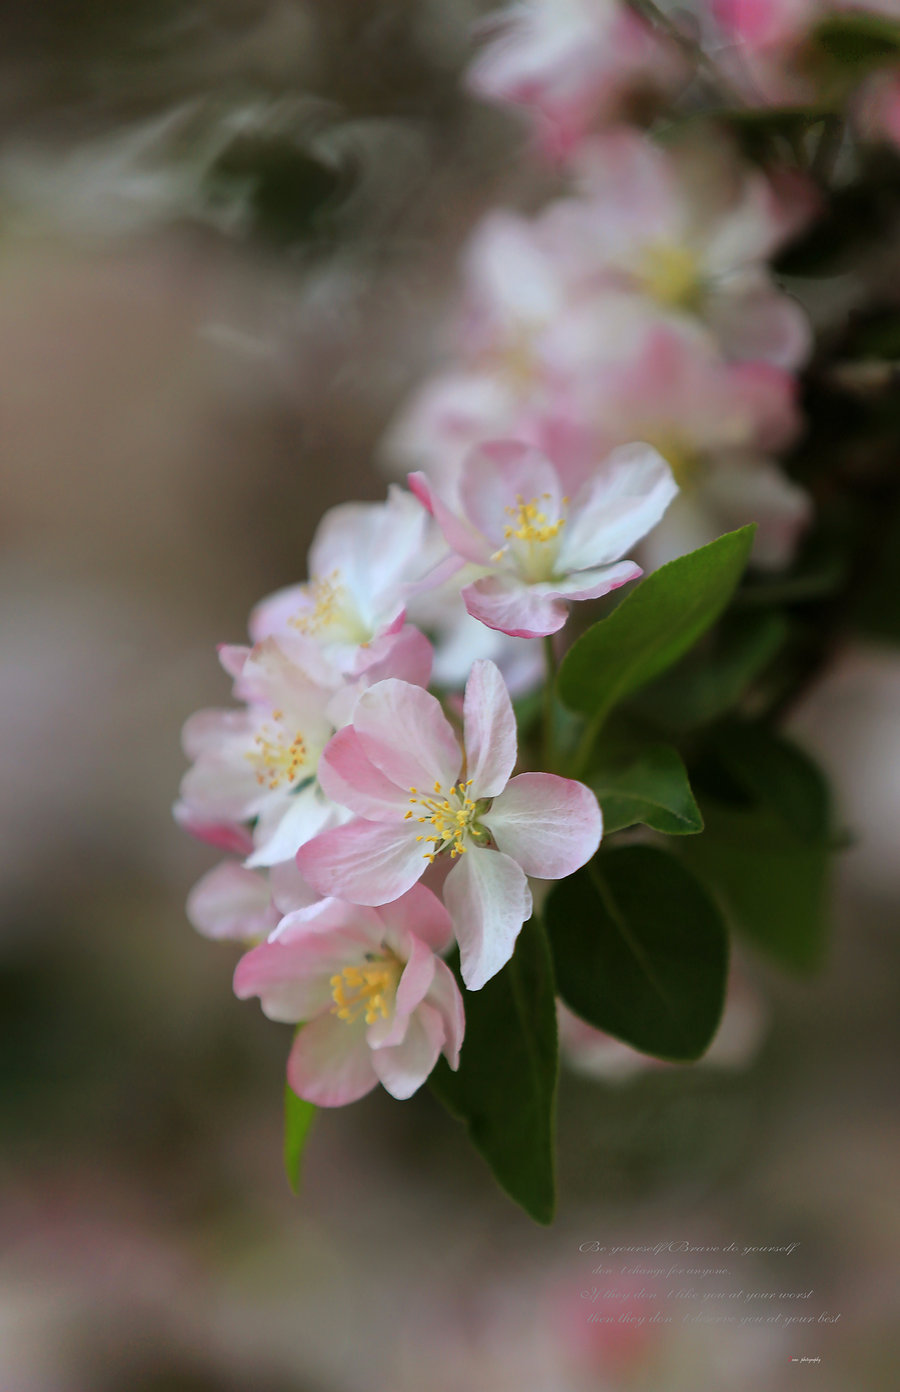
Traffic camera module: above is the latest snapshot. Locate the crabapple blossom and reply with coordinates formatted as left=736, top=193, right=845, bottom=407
left=249, top=485, right=435, bottom=681
left=233, top=887, right=464, bottom=1105
left=543, top=130, right=814, bottom=369
left=467, top=0, right=683, bottom=159
left=296, top=659, right=603, bottom=989
left=409, top=439, right=677, bottom=638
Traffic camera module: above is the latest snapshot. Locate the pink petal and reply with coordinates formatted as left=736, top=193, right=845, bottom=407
left=181, top=708, right=252, bottom=760
left=233, top=934, right=351, bottom=1021
left=249, top=583, right=307, bottom=641
left=559, top=443, right=678, bottom=571
left=375, top=883, right=455, bottom=954
left=443, top=848, right=532, bottom=991
left=296, top=818, right=426, bottom=905
left=318, top=726, right=412, bottom=821
left=462, top=658, right=517, bottom=797
left=268, top=858, right=321, bottom=914
left=482, top=772, right=602, bottom=879
left=172, top=802, right=253, bottom=856
left=287, top=1013, right=379, bottom=1107
left=463, top=575, right=569, bottom=638
left=371, top=1001, right=445, bottom=1100
left=187, top=861, right=278, bottom=941
left=540, top=561, right=642, bottom=603
left=428, top=957, right=465, bottom=1069
left=352, top=679, right=462, bottom=794
left=408, top=471, right=493, bottom=566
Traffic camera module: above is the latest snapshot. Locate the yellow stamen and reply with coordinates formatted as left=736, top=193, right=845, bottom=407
left=503, top=493, right=566, bottom=545
left=246, top=718, right=306, bottom=790
left=408, top=778, right=478, bottom=860
left=640, top=242, right=702, bottom=310
left=330, top=959, right=400, bottom=1025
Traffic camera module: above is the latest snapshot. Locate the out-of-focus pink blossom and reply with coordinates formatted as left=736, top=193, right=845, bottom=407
left=467, top=0, right=684, bottom=159
left=410, top=439, right=675, bottom=637
left=544, top=130, right=814, bottom=368
left=297, top=660, right=602, bottom=989
left=857, top=65, right=900, bottom=148
left=234, top=887, right=464, bottom=1105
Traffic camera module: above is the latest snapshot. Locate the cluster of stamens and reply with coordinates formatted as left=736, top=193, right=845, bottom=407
left=330, top=958, right=398, bottom=1025
left=247, top=710, right=306, bottom=789
left=290, top=570, right=343, bottom=635
left=405, top=779, right=477, bottom=861
left=503, top=492, right=566, bottom=545
left=640, top=242, right=701, bottom=310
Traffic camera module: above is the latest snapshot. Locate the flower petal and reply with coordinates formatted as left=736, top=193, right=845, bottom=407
left=246, top=784, right=336, bottom=868
left=462, top=658, right=518, bottom=797
left=371, top=1001, right=445, bottom=1100
left=558, top=443, right=678, bottom=572
left=352, top=679, right=462, bottom=793
left=443, top=848, right=532, bottom=991
left=428, top=957, right=465, bottom=1069
left=375, top=883, right=455, bottom=954
left=463, top=575, right=569, bottom=638
left=482, top=772, right=602, bottom=879
left=287, top=1013, right=379, bottom=1107
left=187, top=861, right=278, bottom=941
left=368, top=933, right=436, bottom=1050
left=297, top=818, right=426, bottom=905
left=318, top=726, right=412, bottom=821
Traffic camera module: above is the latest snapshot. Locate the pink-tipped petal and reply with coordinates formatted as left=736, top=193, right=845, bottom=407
left=371, top=1001, right=445, bottom=1100
left=297, top=818, right=426, bottom=905
left=375, top=883, right=455, bottom=955
left=408, top=472, right=493, bottom=565
left=287, top=1014, right=379, bottom=1107
left=318, top=726, right=412, bottom=821
left=352, top=679, right=462, bottom=793
left=462, top=658, right=518, bottom=797
left=443, top=848, right=532, bottom=991
left=233, top=935, right=348, bottom=1020
left=172, top=802, right=253, bottom=856
left=367, top=934, right=436, bottom=1050
left=187, top=861, right=278, bottom=941
left=482, top=772, right=602, bottom=879
left=428, top=957, right=465, bottom=1068
left=559, top=443, right=678, bottom=571
left=463, top=575, right=569, bottom=638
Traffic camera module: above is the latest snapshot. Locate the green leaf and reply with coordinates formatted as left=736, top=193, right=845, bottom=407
left=545, top=846, right=729, bottom=1062
left=631, top=609, right=788, bottom=731
left=284, top=1081, right=316, bottom=1194
left=559, top=528, right=755, bottom=743
left=680, top=802, right=830, bottom=973
left=430, top=917, right=558, bottom=1224
left=591, top=745, right=703, bottom=836
left=812, top=13, right=900, bottom=71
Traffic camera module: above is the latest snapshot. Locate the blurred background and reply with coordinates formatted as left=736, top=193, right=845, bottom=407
left=0, top=3, right=898, bottom=1389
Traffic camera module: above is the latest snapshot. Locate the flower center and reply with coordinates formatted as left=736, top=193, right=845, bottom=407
left=330, top=956, right=400, bottom=1025
left=405, top=779, right=481, bottom=861
left=246, top=710, right=307, bottom=790
left=493, top=492, right=568, bottom=581
left=640, top=243, right=702, bottom=311
left=646, top=433, right=703, bottom=492
left=289, top=570, right=370, bottom=644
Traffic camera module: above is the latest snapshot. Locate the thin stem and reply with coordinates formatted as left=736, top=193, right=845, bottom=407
left=543, top=635, right=558, bottom=771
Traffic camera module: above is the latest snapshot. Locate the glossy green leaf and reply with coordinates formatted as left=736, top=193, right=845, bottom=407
left=592, top=745, right=703, bottom=836
left=559, top=528, right=755, bottom=738
left=284, top=1080, right=316, bottom=1194
left=545, top=847, right=729, bottom=1062
left=430, top=917, right=558, bottom=1224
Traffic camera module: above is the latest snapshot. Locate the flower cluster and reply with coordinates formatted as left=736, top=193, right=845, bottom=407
left=177, top=458, right=677, bottom=1104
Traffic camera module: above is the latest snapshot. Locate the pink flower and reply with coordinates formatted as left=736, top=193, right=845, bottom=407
left=249, top=486, right=434, bottom=680
left=297, top=660, right=603, bottom=989
left=467, top=0, right=683, bottom=160
left=233, top=887, right=464, bottom=1105
left=543, top=129, right=814, bottom=369
left=410, top=439, right=676, bottom=638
